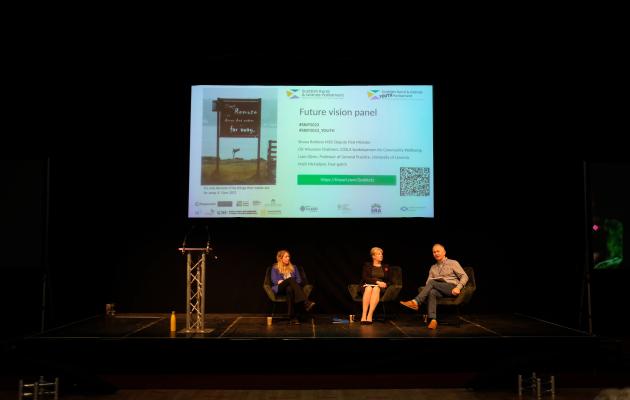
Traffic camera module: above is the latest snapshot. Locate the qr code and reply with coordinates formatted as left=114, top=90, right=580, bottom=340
left=400, top=167, right=430, bottom=196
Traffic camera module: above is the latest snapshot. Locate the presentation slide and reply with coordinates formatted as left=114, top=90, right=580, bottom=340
left=189, top=85, right=433, bottom=218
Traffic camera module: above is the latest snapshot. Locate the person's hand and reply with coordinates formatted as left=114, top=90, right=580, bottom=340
left=377, top=281, right=387, bottom=288
left=277, top=280, right=284, bottom=285
left=452, top=287, right=461, bottom=296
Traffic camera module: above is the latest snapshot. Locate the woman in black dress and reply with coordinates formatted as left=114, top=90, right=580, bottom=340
left=359, top=247, right=392, bottom=324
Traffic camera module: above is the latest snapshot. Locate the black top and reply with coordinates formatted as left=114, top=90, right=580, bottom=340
left=371, top=266, right=384, bottom=281
left=360, top=262, right=392, bottom=287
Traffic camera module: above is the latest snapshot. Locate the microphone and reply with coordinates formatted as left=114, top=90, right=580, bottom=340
left=181, top=225, right=195, bottom=253
left=204, top=225, right=218, bottom=260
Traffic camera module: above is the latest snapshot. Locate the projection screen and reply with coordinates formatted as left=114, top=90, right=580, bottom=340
left=188, top=85, right=433, bottom=218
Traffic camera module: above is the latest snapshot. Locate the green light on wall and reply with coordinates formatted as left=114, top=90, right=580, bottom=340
left=594, top=218, right=623, bottom=270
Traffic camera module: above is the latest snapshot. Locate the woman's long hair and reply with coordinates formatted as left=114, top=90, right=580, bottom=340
left=275, top=249, right=295, bottom=278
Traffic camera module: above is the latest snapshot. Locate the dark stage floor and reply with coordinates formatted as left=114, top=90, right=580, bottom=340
left=3, top=313, right=628, bottom=392
left=28, top=312, right=593, bottom=339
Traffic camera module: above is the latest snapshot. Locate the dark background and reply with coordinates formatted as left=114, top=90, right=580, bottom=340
left=2, top=33, right=628, bottom=341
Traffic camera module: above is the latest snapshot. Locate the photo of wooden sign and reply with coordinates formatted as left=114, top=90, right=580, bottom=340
left=214, top=98, right=261, bottom=138
left=209, top=98, right=265, bottom=180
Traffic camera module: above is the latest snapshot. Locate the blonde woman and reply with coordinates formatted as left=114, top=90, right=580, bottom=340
left=359, top=247, right=392, bottom=324
left=271, top=250, right=315, bottom=324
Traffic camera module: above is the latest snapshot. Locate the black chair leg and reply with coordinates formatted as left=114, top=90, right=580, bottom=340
left=456, top=306, right=462, bottom=327
left=271, top=302, right=293, bottom=320
left=354, top=301, right=362, bottom=320
left=438, top=306, right=463, bottom=327
left=382, top=302, right=400, bottom=320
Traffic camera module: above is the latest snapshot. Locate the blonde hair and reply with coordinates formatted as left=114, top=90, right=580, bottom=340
left=275, top=249, right=294, bottom=278
left=370, top=247, right=383, bottom=256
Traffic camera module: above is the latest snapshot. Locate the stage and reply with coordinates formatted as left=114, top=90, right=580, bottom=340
left=26, top=312, right=594, bottom=340
left=5, top=312, right=627, bottom=392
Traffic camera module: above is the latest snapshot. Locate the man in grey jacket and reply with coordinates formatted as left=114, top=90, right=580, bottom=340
left=400, top=243, right=468, bottom=329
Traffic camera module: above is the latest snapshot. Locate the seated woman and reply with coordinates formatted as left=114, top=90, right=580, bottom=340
left=359, top=247, right=391, bottom=324
left=271, top=250, right=315, bottom=325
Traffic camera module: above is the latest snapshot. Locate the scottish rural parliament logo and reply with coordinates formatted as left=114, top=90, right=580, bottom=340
left=286, top=89, right=300, bottom=99
left=367, top=89, right=380, bottom=100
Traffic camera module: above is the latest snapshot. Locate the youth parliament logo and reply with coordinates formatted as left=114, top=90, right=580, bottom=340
left=367, top=90, right=380, bottom=100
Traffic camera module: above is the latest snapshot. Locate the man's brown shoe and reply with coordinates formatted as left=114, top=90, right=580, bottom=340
left=400, top=300, right=419, bottom=311
left=428, top=319, right=438, bottom=329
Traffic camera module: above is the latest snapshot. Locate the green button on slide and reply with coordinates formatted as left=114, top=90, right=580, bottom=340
left=297, top=175, right=396, bottom=185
